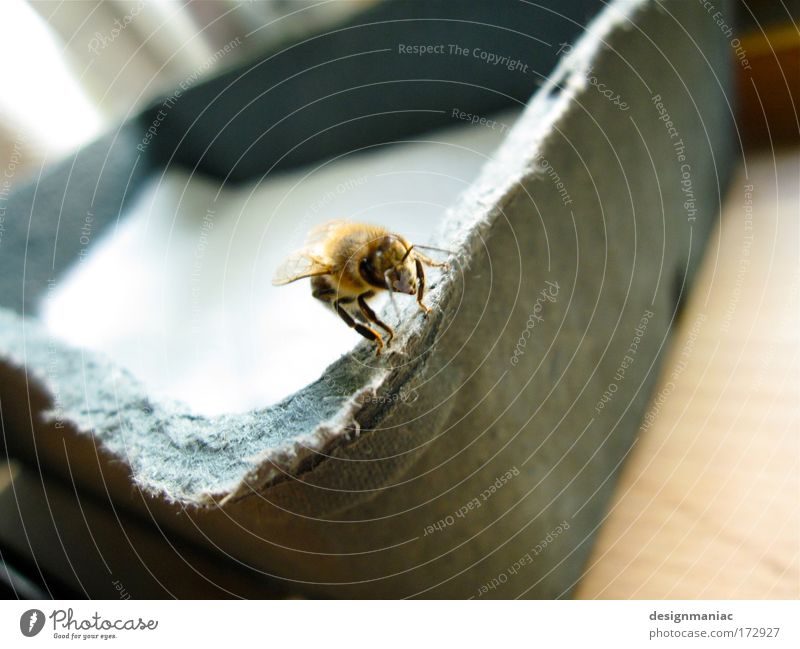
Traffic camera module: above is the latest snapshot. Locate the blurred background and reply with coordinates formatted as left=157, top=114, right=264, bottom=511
left=2, top=0, right=797, bottom=184
left=0, top=0, right=373, bottom=167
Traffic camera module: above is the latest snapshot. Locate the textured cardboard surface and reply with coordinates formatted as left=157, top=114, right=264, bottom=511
left=0, top=0, right=737, bottom=597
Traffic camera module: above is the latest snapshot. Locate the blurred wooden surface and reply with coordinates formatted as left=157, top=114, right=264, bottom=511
left=576, top=148, right=799, bottom=598
left=736, top=24, right=800, bottom=149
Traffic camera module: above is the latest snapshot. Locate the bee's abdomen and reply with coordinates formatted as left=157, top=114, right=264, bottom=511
left=310, top=268, right=364, bottom=302
left=310, top=276, right=336, bottom=303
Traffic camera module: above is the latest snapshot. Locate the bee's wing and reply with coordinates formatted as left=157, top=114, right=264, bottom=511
left=306, top=219, right=351, bottom=245
left=272, top=250, right=332, bottom=286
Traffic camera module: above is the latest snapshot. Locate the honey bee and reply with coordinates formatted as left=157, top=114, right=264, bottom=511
left=272, top=220, right=450, bottom=354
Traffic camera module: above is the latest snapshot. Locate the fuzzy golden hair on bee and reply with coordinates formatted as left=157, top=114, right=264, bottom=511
left=272, top=220, right=450, bottom=355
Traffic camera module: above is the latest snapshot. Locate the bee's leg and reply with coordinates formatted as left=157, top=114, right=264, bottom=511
left=334, top=298, right=384, bottom=355
left=415, top=258, right=432, bottom=315
left=357, top=293, right=394, bottom=345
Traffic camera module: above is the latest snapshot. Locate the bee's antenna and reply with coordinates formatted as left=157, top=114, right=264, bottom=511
left=384, top=269, right=402, bottom=322
left=401, top=245, right=414, bottom=263
left=411, top=243, right=454, bottom=255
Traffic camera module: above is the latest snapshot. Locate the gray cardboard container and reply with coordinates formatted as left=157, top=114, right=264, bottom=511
left=0, top=0, right=737, bottom=598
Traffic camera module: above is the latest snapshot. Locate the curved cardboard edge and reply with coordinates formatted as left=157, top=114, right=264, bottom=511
left=0, top=0, right=646, bottom=505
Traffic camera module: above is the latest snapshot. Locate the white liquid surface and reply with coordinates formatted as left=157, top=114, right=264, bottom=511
left=42, top=112, right=519, bottom=415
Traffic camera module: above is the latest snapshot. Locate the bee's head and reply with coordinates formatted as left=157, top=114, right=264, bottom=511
left=361, top=235, right=417, bottom=295
left=386, top=237, right=417, bottom=295
left=384, top=263, right=416, bottom=295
